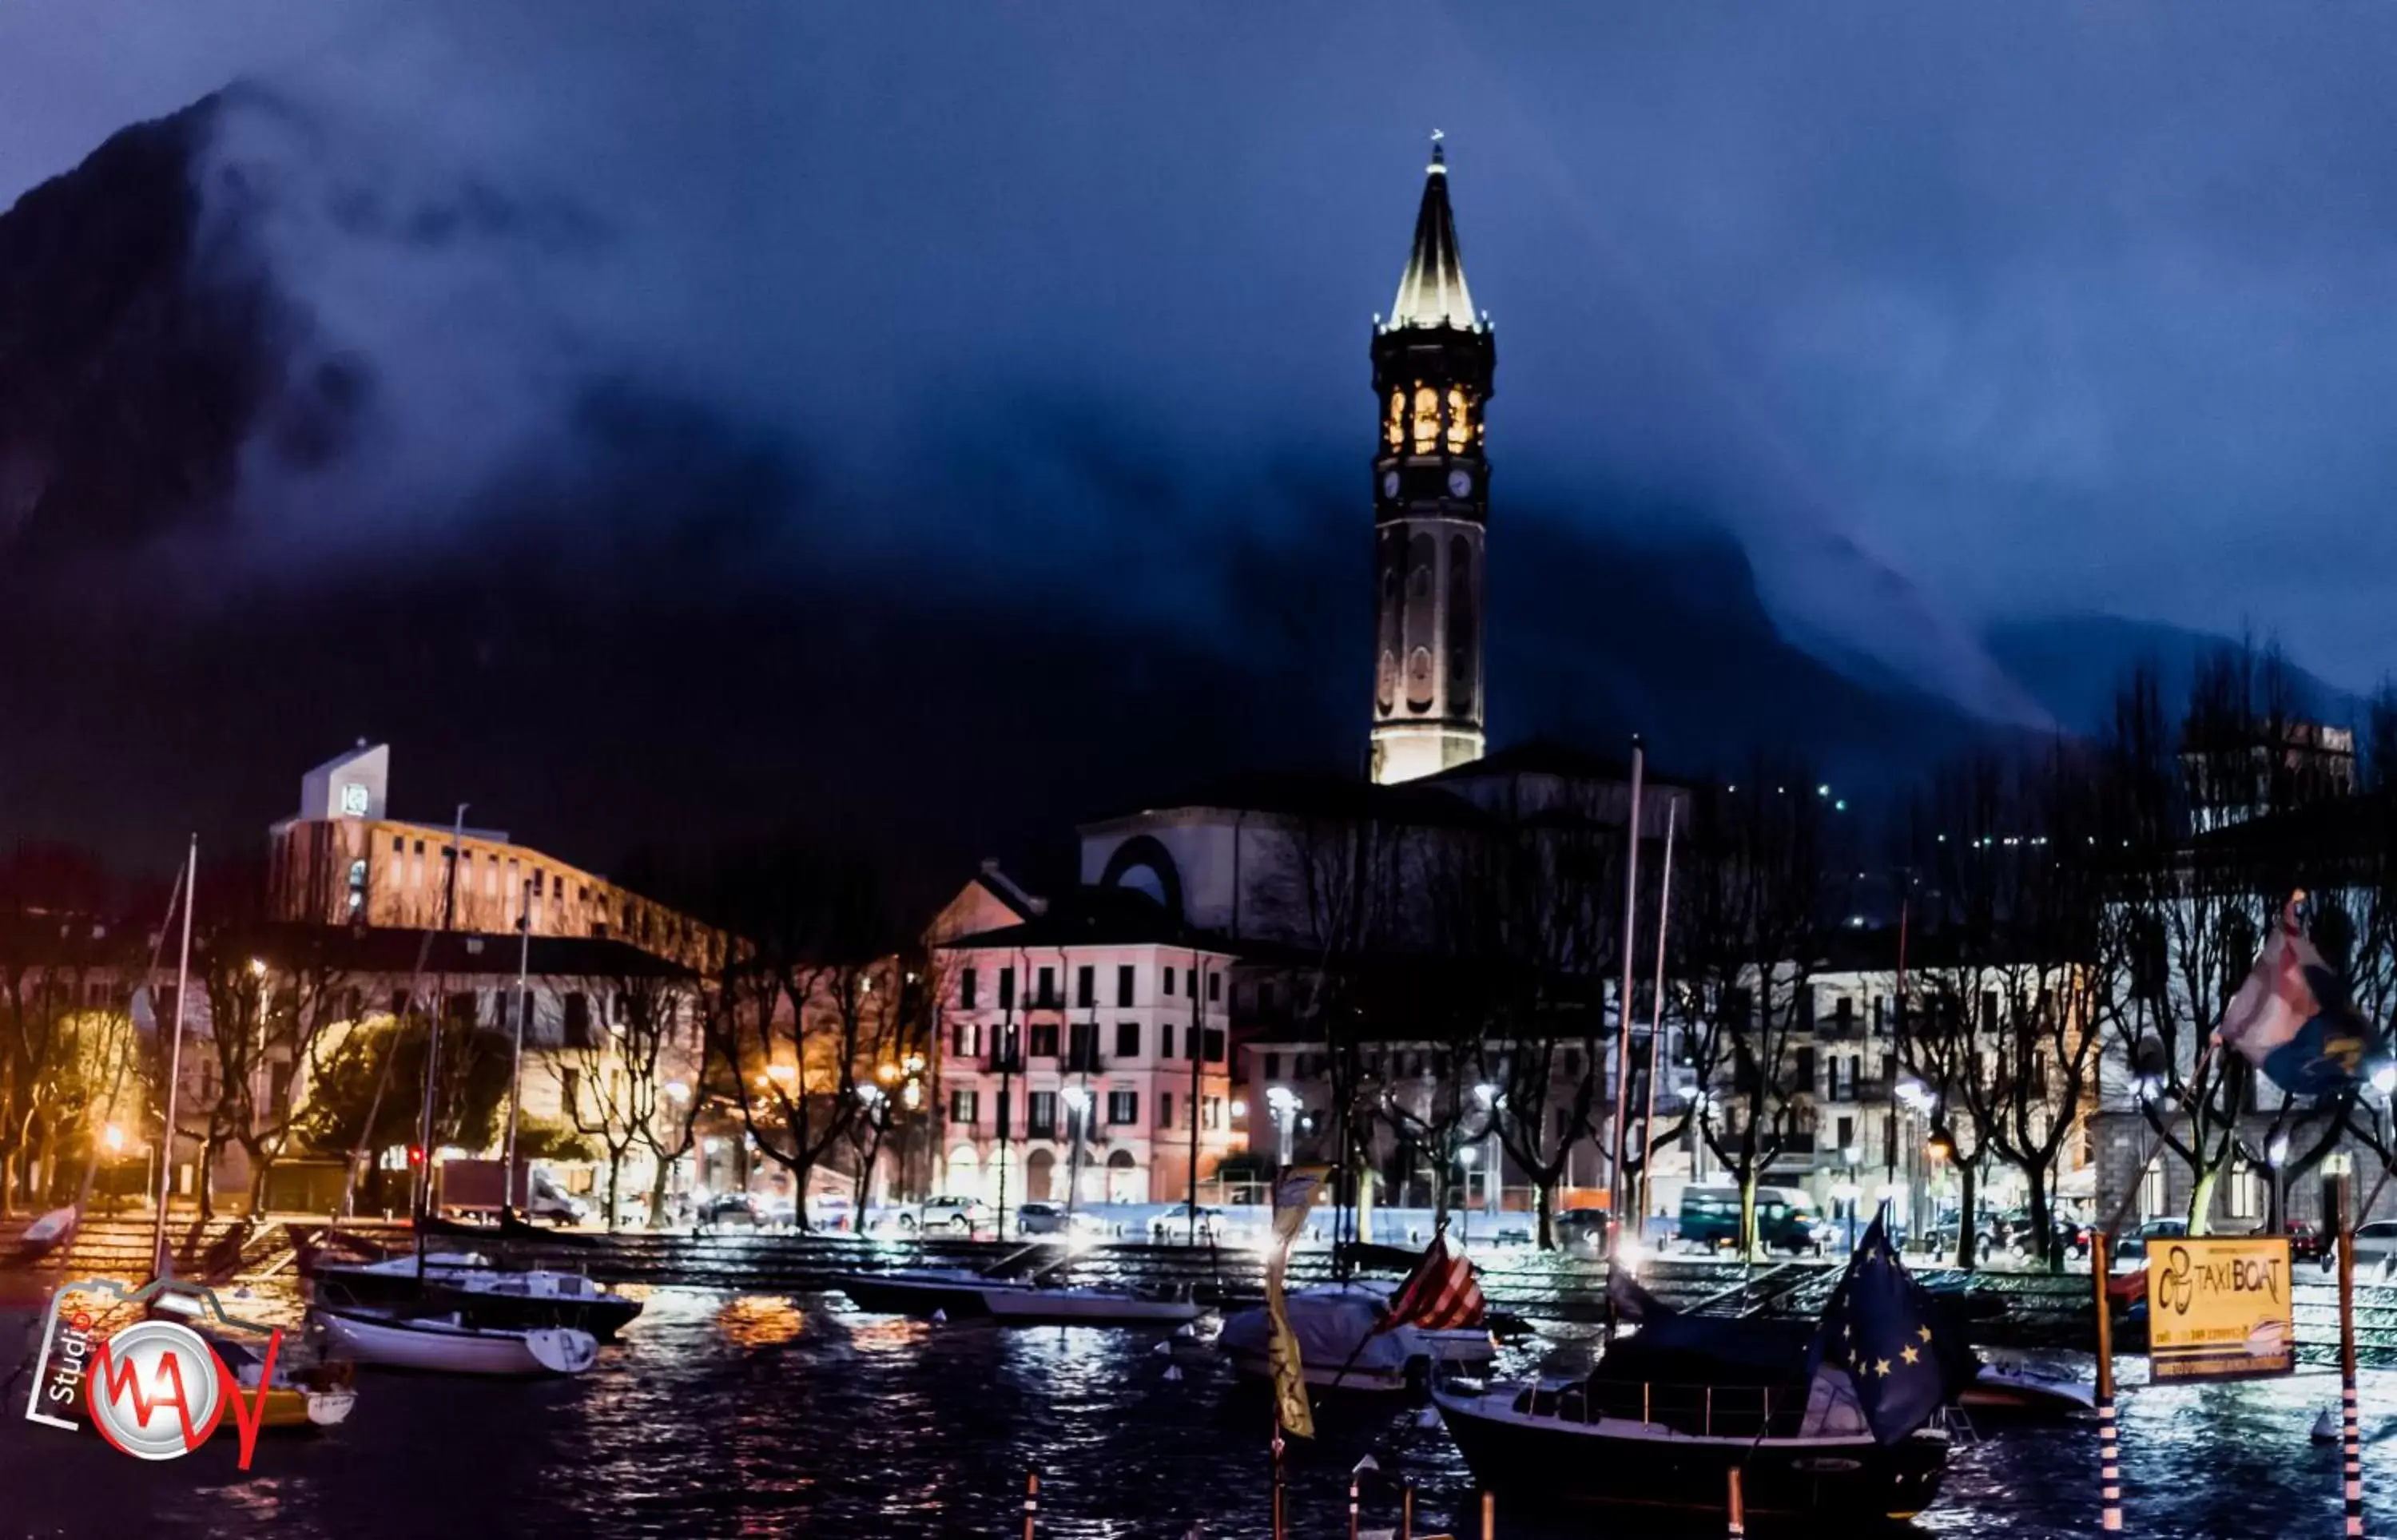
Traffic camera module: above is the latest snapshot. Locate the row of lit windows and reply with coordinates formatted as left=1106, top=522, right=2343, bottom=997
left=946, top=1087, right=1225, bottom=1135
left=949, top=1018, right=1228, bottom=1065
left=956, top=961, right=1223, bottom=1011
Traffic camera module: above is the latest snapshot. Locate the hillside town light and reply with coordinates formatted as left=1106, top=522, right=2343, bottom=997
left=665, top=1081, right=690, bottom=1102
left=102, top=1125, right=124, bottom=1153
left=249, top=958, right=268, bottom=978
left=768, top=1063, right=797, bottom=1083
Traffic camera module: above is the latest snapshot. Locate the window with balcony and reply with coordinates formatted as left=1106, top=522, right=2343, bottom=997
left=950, top=1090, right=979, bottom=1128
left=1108, top=1090, right=1138, bottom=1125
left=1028, top=1091, right=1058, bottom=1139
left=1115, top=1022, right=1140, bottom=1058
left=1031, top=1022, right=1060, bottom=1058
left=1067, top=1021, right=1101, bottom=1072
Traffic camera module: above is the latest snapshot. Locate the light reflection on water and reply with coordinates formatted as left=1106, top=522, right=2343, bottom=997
left=2, top=1286, right=2391, bottom=1538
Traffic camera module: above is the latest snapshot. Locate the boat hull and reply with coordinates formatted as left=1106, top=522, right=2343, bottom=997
left=830, top=1272, right=1202, bottom=1326
left=827, top=1272, right=999, bottom=1317
left=1436, top=1387, right=1948, bottom=1527
left=980, top=1290, right=1202, bottom=1326
left=315, top=1308, right=597, bottom=1376
left=310, top=1263, right=642, bottom=1341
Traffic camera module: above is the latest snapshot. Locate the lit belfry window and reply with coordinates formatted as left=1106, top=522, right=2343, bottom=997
left=1445, top=387, right=1472, bottom=452
left=1385, top=389, right=1405, bottom=448
left=1410, top=384, right=1439, bottom=452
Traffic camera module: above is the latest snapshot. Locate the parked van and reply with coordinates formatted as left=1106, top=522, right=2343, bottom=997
left=1676, top=1184, right=1826, bottom=1255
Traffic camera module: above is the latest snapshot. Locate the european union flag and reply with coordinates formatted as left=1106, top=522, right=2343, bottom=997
left=1806, top=1213, right=1970, bottom=1444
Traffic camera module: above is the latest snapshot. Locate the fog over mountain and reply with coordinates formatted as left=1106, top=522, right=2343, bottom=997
left=5, top=4, right=2392, bottom=900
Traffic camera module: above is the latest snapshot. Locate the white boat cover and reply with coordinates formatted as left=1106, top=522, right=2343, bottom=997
left=1218, top=1284, right=1415, bottom=1376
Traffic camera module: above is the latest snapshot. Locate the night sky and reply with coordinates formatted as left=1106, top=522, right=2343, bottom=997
left=6, top=3, right=2397, bottom=907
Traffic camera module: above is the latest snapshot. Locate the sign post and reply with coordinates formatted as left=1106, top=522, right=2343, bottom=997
left=2328, top=1156, right=2363, bottom=1538
left=2091, top=1228, right=2120, bottom=1533
left=2143, top=1235, right=2295, bottom=1383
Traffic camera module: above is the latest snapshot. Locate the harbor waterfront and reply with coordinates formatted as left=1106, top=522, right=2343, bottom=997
left=4, top=1248, right=2395, bottom=1538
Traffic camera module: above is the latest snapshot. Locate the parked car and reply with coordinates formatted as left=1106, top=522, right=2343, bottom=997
left=2335, top=1219, right=2397, bottom=1279
left=1994, top=1209, right=2090, bottom=1262
left=1553, top=1207, right=1613, bottom=1256
left=916, top=1195, right=992, bottom=1234
left=804, top=1194, right=855, bottom=1231
left=2283, top=1220, right=2328, bottom=1265
left=526, top=1169, right=589, bottom=1227
left=1016, top=1201, right=1070, bottom=1235
left=1676, top=1185, right=1826, bottom=1256
left=695, top=1190, right=763, bottom=1228
left=2113, top=1217, right=2186, bottom=1262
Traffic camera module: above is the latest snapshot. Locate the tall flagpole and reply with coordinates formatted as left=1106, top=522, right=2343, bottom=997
left=1634, top=800, right=1676, bottom=1242
left=2090, top=1226, right=2120, bottom=1532
left=1607, top=739, right=1644, bottom=1241
left=152, top=835, right=197, bottom=1280
left=502, top=876, right=534, bottom=1213
left=412, top=804, right=468, bottom=1279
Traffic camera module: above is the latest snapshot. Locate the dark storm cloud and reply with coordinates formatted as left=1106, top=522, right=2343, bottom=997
left=11, top=1, right=2397, bottom=885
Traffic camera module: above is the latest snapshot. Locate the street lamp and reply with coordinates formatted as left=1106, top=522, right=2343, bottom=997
left=1060, top=1086, right=1092, bottom=1213
left=1265, top=1086, right=1300, bottom=1168
left=1474, top=1084, right=1501, bottom=1217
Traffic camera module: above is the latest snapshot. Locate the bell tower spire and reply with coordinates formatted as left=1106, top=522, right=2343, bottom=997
left=1369, top=133, right=1493, bottom=785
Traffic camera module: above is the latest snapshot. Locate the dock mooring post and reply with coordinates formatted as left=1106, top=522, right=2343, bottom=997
left=1400, top=1483, right=1413, bottom=1540
left=1021, top=1470, right=1038, bottom=1540
left=2091, top=1228, right=2121, bottom=1533
left=1480, top=1490, right=1494, bottom=1538
left=1727, top=1466, right=1746, bottom=1539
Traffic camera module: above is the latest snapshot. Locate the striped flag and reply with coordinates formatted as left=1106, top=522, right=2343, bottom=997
left=1382, top=1233, right=1485, bottom=1332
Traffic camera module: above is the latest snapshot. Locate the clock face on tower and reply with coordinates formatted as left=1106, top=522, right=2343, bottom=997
left=1381, top=470, right=1400, bottom=499
left=339, top=782, right=370, bottom=817
left=1447, top=468, right=1473, bottom=498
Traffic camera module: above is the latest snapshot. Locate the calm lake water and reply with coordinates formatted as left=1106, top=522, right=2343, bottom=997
left=0, top=1285, right=2387, bottom=1538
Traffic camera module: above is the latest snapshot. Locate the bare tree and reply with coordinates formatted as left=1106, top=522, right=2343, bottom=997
left=193, top=929, right=352, bottom=1217
left=1668, top=768, right=1836, bottom=1260
left=702, top=843, right=896, bottom=1230
left=549, top=970, right=698, bottom=1230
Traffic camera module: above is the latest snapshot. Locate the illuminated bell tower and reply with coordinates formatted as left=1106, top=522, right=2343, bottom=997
left=1369, top=131, right=1493, bottom=785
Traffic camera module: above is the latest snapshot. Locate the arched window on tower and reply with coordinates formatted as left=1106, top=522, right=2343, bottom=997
left=1411, top=386, right=1439, bottom=454
left=1448, top=535, right=1477, bottom=715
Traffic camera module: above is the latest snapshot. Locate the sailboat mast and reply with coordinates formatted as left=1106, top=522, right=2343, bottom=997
left=152, top=835, right=197, bottom=1280
left=1634, top=800, right=1677, bottom=1241
left=1606, top=742, right=1644, bottom=1231
left=503, top=877, right=532, bottom=1213
left=414, top=804, right=468, bottom=1278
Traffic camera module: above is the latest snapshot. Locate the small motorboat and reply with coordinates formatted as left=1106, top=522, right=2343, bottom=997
left=209, top=1334, right=360, bottom=1431
left=829, top=1252, right=1203, bottom=1327
left=313, top=1305, right=597, bottom=1376
left=1218, top=1280, right=1496, bottom=1393
left=10, top=1206, right=78, bottom=1265
left=1960, top=1362, right=2096, bottom=1423
left=308, top=1250, right=643, bottom=1340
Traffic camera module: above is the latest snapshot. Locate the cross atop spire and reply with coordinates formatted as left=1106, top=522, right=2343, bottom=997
left=1389, top=133, right=1478, bottom=331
